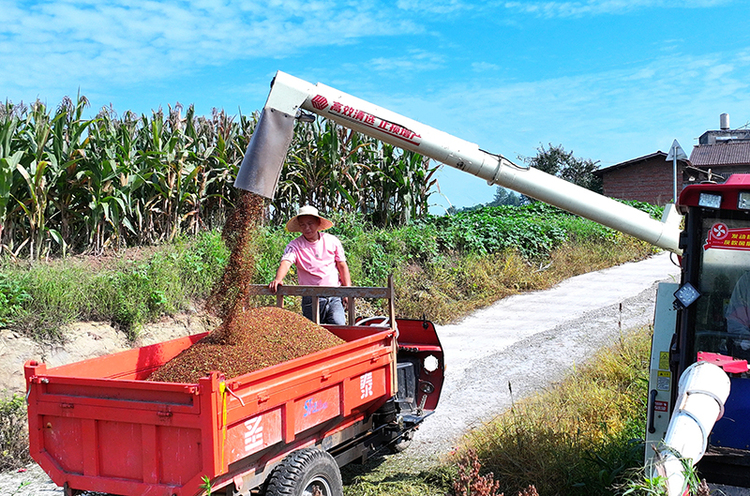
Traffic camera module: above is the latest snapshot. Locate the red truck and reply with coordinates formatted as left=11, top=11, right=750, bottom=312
left=24, top=283, right=444, bottom=496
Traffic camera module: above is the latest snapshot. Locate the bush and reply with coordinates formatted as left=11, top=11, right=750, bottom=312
left=5, top=230, right=230, bottom=340
left=0, top=273, right=30, bottom=327
left=0, top=393, right=31, bottom=471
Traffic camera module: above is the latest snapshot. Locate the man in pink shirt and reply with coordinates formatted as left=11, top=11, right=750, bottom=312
left=269, top=205, right=352, bottom=324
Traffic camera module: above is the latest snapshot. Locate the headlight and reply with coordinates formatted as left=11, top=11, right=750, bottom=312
left=698, top=192, right=722, bottom=209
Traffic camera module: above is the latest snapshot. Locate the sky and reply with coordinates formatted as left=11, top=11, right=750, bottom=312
left=3, top=0, right=750, bottom=212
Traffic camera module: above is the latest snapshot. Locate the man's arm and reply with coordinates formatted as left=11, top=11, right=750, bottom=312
left=336, top=260, right=351, bottom=287
left=269, top=260, right=293, bottom=292
left=336, top=260, right=352, bottom=307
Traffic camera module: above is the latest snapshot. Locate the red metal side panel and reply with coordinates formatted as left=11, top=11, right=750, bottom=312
left=293, top=385, right=341, bottom=435
left=99, top=421, right=146, bottom=480
left=25, top=326, right=398, bottom=496
left=158, top=425, right=203, bottom=485
left=342, top=366, right=388, bottom=416
left=225, top=408, right=283, bottom=465
left=41, top=415, right=83, bottom=474
left=39, top=333, right=208, bottom=380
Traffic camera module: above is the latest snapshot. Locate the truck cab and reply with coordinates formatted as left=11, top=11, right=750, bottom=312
left=649, top=175, right=750, bottom=487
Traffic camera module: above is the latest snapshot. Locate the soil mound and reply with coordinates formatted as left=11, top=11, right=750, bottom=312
left=148, top=306, right=344, bottom=383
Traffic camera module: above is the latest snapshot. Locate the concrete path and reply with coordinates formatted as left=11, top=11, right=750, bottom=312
left=411, top=251, right=682, bottom=461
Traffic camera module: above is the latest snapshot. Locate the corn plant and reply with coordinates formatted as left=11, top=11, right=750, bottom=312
left=0, top=95, right=436, bottom=258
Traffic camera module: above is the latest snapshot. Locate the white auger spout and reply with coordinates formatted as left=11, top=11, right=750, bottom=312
left=235, top=70, right=682, bottom=254
left=651, top=361, right=730, bottom=496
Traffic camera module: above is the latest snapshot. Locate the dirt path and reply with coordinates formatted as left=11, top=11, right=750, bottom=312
left=0, top=254, right=681, bottom=495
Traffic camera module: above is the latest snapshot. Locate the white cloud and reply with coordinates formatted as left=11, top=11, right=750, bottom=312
left=395, top=0, right=472, bottom=14
left=369, top=50, right=445, bottom=73
left=501, top=0, right=734, bottom=18
left=1, top=0, right=421, bottom=97
left=472, top=61, right=501, bottom=72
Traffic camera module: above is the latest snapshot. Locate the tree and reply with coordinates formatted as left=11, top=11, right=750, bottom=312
left=489, top=187, right=522, bottom=207
left=523, top=143, right=602, bottom=194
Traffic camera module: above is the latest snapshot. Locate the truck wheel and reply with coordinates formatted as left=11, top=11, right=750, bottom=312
left=265, top=447, right=343, bottom=496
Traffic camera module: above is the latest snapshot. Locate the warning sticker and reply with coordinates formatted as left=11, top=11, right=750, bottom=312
left=654, top=400, right=668, bottom=412
left=659, top=351, right=669, bottom=370
left=657, top=370, right=671, bottom=391
left=704, top=223, right=750, bottom=252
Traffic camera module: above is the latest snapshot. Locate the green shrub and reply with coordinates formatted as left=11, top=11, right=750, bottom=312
left=0, top=393, right=31, bottom=471
left=0, top=273, right=30, bottom=327
left=3, top=230, right=230, bottom=340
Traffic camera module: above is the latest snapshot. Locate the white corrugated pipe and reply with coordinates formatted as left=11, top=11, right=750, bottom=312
left=652, top=361, right=730, bottom=496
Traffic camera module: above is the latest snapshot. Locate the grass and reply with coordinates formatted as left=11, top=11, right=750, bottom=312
left=393, top=235, right=654, bottom=324
left=1, top=230, right=228, bottom=341
left=450, top=326, right=652, bottom=496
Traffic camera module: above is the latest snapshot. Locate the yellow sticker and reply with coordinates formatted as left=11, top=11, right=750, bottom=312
left=659, top=351, right=670, bottom=370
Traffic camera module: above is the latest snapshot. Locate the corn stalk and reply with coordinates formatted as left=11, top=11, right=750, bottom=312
left=0, top=96, right=437, bottom=258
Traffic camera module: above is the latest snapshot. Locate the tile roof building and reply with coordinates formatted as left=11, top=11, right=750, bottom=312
left=689, top=140, right=750, bottom=175
left=595, top=114, right=750, bottom=205
left=593, top=151, right=688, bottom=206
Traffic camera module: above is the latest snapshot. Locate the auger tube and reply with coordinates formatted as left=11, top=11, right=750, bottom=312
left=235, top=71, right=682, bottom=254
left=652, top=361, right=730, bottom=496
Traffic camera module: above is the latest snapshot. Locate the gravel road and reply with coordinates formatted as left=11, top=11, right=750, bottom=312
left=0, top=253, right=681, bottom=495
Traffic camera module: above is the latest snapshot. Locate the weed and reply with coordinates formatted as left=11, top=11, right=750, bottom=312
left=200, top=474, right=213, bottom=495
left=9, top=481, right=31, bottom=496
left=452, top=449, right=502, bottom=496
left=0, top=272, right=30, bottom=326
left=341, top=456, right=453, bottom=496
left=1, top=230, right=230, bottom=341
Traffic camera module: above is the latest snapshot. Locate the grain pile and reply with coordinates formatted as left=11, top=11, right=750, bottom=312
left=148, top=191, right=345, bottom=383
left=148, top=306, right=344, bottom=383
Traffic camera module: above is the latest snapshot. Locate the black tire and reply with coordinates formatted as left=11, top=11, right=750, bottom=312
left=387, top=430, right=413, bottom=453
left=265, top=447, right=343, bottom=496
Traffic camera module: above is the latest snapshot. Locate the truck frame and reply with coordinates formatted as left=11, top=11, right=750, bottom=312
left=25, top=284, right=444, bottom=496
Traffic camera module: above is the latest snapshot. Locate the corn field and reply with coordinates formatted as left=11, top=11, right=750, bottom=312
left=0, top=95, right=438, bottom=259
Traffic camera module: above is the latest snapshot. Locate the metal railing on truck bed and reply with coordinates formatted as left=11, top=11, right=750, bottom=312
left=247, top=275, right=396, bottom=327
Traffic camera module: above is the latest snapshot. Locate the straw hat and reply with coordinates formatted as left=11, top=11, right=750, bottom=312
left=285, top=205, right=334, bottom=232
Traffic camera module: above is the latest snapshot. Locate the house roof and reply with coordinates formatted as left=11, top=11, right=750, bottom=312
left=690, top=141, right=750, bottom=167
left=593, top=151, right=678, bottom=177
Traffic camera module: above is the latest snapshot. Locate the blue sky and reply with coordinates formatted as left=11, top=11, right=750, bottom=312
left=3, top=0, right=750, bottom=211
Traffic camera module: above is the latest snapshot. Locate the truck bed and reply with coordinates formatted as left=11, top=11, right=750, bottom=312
left=25, top=325, right=397, bottom=496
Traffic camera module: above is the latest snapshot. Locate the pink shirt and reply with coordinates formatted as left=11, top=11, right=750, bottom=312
left=281, top=232, right=347, bottom=286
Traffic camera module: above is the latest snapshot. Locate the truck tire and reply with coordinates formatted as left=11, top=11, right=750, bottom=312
left=265, top=447, right=343, bottom=496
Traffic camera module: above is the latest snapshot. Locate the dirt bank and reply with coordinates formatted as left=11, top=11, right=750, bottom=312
left=0, top=312, right=221, bottom=396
